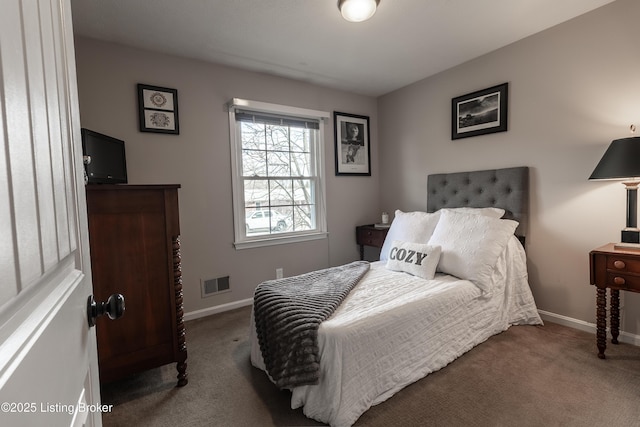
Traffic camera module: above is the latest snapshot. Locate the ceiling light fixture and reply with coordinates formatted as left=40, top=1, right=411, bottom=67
left=338, top=0, right=380, bottom=23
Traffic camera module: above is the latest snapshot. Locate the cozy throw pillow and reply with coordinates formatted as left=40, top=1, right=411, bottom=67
left=379, top=210, right=440, bottom=261
left=386, top=240, right=441, bottom=280
left=428, top=210, right=518, bottom=293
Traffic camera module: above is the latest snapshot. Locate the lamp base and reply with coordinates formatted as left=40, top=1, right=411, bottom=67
left=616, top=230, right=640, bottom=250
left=613, top=227, right=640, bottom=251
left=621, top=229, right=640, bottom=244
left=614, top=241, right=640, bottom=250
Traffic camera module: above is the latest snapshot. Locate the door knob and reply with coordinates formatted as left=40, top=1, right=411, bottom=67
left=87, top=293, right=125, bottom=327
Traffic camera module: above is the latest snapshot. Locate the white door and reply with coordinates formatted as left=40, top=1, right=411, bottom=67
left=0, top=0, right=102, bottom=426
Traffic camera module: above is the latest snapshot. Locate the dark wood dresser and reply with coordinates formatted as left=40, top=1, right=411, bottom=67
left=589, top=242, right=640, bottom=359
left=86, top=184, right=187, bottom=386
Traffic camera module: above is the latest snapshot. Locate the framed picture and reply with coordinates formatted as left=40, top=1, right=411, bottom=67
left=137, top=84, right=180, bottom=134
left=334, top=111, right=371, bottom=176
left=451, top=82, right=508, bottom=140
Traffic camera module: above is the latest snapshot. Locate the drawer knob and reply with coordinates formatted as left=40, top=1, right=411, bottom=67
left=613, top=276, right=626, bottom=286
left=614, top=260, right=626, bottom=269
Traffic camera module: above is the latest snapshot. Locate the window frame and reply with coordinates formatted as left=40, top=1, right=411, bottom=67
left=227, top=98, right=329, bottom=249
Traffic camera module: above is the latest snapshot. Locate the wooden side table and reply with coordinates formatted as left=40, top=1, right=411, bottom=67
left=589, top=243, right=640, bottom=359
left=356, top=224, right=389, bottom=260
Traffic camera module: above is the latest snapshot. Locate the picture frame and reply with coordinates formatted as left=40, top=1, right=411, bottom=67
left=334, top=111, right=371, bottom=176
left=451, top=82, right=508, bottom=140
left=137, top=84, right=180, bottom=134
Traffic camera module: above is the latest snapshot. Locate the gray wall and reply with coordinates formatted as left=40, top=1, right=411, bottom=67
left=75, top=0, right=640, bottom=338
left=74, top=37, right=380, bottom=314
left=378, top=0, right=640, bottom=335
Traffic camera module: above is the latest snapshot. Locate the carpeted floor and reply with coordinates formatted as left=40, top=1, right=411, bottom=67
left=101, top=306, right=640, bottom=427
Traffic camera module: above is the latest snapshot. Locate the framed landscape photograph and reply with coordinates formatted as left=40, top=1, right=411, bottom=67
left=334, top=111, right=371, bottom=176
left=137, top=84, right=180, bottom=134
left=452, top=82, right=508, bottom=140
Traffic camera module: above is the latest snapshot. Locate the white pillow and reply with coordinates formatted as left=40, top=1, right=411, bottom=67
left=379, top=210, right=440, bottom=261
left=440, top=207, right=505, bottom=218
left=386, top=240, right=441, bottom=280
left=428, top=210, right=518, bottom=293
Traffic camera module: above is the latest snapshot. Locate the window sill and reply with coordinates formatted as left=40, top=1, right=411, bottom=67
left=234, top=231, right=328, bottom=250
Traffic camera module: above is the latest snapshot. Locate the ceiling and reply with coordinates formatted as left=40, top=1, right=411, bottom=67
left=70, top=0, right=616, bottom=97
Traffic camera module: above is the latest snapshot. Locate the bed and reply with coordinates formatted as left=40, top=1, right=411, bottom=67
left=250, top=166, right=542, bottom=427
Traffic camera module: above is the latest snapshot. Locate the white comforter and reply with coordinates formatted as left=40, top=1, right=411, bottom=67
left=250, top=236, right=542, bottom=426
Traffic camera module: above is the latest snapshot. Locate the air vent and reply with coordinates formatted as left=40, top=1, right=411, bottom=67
left=201, top=276, right=230, bottom=297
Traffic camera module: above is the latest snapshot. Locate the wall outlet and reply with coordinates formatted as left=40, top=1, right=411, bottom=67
left=276, top=268, right=284, bottom=279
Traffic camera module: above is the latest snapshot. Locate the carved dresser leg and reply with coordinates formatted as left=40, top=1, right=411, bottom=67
left=173, top=236, right=188, bottom=386
left=610, top=289, right=620, bottom=345
left=596, top=287, right=607, bottom=359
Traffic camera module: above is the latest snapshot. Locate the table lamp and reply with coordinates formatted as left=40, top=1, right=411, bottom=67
left=589, top=135, right=640, bottom=246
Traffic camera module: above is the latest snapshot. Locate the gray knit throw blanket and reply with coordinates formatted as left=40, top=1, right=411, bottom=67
left=253, top=261, right=370, bottom=389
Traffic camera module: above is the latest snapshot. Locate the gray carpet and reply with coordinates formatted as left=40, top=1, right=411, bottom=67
left=101, top=306, right=640, bottom=427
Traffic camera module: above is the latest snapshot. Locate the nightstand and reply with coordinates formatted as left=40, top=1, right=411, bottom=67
left=356, top=224, right=389, bottom=260
left=589, top=243, right=640, bottom=359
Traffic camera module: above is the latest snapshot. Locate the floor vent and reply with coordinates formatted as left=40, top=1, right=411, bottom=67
left=201, top=276, right=230, bottom=297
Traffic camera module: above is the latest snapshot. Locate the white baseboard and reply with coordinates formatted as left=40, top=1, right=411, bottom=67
left=538, top=309, right=640, bottom=346
left=183, top=298, right=253, bottom=322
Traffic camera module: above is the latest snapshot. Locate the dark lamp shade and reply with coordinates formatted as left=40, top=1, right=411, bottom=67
left=589, top=137, right=640, bottom=180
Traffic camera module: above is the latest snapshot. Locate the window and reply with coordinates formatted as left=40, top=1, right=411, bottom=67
left=227, top=99, right=329, bottom=249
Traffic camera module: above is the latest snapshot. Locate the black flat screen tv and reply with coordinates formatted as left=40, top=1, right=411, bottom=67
left=81, top=128, right=128, bottom=184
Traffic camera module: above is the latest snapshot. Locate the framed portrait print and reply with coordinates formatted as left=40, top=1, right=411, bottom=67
left=137, top=84, right=180, bottom=134
left=334, top=111, right=371, bottom=176
left=452, top=82, right=508, bottom=140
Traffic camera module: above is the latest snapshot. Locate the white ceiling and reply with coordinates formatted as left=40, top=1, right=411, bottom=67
left=70, top=0, right=616, bottom=97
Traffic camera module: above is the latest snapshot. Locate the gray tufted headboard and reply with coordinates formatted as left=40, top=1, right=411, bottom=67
left=427, top=167, right=529, bottom=238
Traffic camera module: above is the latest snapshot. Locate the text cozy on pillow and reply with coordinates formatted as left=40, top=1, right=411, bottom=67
left=385, top=240, right=441, bottom=280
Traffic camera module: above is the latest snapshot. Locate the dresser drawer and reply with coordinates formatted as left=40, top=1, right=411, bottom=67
left=605, top=272, right=640, bottom=291
left=606, top=255, right=640, bottom=274
left=356, top=226, right=388, bottom=248
left=588, top=243, right=640, bottom=359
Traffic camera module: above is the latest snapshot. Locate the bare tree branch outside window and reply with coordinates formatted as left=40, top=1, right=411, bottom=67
left=241, top=121, right=316, bottom=236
